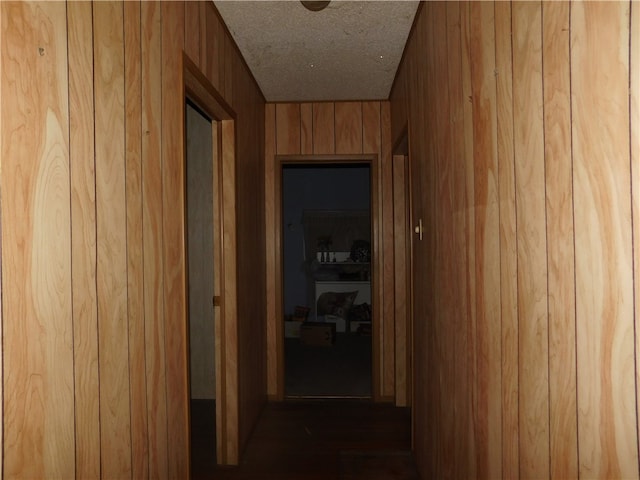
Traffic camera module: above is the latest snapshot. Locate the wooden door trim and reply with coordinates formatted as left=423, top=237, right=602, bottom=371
left=183, top=54, right=239, bottom=465
left=272, top=153, right=381, bottom=401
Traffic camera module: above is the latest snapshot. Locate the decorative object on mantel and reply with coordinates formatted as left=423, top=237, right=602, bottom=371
left=300, top=1, right=331, bottom=12
left=350, top=240, right=371, bottom=263
left=317, top=235, right=333, bottom=263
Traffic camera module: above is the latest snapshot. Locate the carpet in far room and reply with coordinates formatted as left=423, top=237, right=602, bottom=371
left=285, top=332, right=372, bottom=398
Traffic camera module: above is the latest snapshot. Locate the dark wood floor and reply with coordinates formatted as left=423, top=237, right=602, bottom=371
left=191, top=400, right=419, bottom=479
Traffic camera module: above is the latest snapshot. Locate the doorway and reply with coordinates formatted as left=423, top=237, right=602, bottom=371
left=185, top=101, right=217, bottom=474
left=281, top=162, right=373, bottom=398
left=183, top=56, right=240, bottom=467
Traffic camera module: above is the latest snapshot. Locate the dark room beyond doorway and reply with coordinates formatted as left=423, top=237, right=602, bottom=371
left=282, top=164, right=373, bottom=398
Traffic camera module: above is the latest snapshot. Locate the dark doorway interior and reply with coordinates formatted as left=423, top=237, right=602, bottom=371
left=282, top=164, right=373, bottom=397
left=185, top=101, right=217, bottom=471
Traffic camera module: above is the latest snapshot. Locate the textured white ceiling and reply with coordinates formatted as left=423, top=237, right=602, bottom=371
left=213, top=1, right=419, bottom=102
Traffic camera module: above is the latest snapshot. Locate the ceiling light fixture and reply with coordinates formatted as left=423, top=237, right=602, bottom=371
left=300, top=1, right=331, bottom=12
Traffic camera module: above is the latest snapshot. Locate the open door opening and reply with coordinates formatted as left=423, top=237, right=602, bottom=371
left=185, top=101, right=217, bottom=475
left=281, top=162, right=373, bottom=398
left=183, top=55, right=239, bottom=467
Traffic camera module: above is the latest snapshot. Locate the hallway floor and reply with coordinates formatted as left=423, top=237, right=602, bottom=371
left=191, top=400, right=419, bottom=479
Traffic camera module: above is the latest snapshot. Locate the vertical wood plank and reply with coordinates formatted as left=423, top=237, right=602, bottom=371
left=68, top=2, right=100, bottom=478
left=469, top=2, right=502, bottom=478
left=199, top=2, right=207, bottom=75
left=572, top=3, right=637, bottom=477
left=141, top=1, right=169, bottom=476
left=161, top=2, right=189, bottom=478
left=204, top=3, right=221, bottom=92
left=512, top=3, right=549, bottom=477
left=265, top=104, right=278, bottom=398
left=1, top=3, right=75, bottom=478
left=276, top=103, right=301, bottom=155
left=423, top=5, right=440, bottom=470
left=312, top=102, right=335, bottom=154
left=408, top=6, right=431, bottom=474
left=184, top=0, right=200, bottom=66
left=393, top=155, right=409, bottom=407
left=460, top=3, right=477, bottom=476
left=335, top=101, right=363, bottom=154
left=446, top=2, right=470, bottom=476
left=300, top=102, right=313, bottom=154
left=543, top=2, right=578, bottom=478
left=93, top=2, right=132, bottom=477
left=494, top=2, right=519, bottom=477
left=0, top=0, right=2, bottom=464
left=380, top=101, right=395, bottom=399
left=124, top=2, right=149, bottom=478
left=432, top=4, right=453, bottom=473
left=221, top=120, right=239, bottom=463
left=362, top=101, right=381, bottom=154
left=633, top=3, right=640, bottom=472
left=223, top=32, right=234, bottom=103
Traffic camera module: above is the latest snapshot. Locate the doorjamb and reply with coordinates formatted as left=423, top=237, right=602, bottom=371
left=183, top=54, right=239, bottom=465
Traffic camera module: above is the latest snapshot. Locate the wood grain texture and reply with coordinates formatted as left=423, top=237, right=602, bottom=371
left=362, top=101, right=381, bottom=155
left=392, top=2, right=640, bottom=478
left=0, top=0, right=266, bottom=475
left=459, top=4, right=477, bottom=476
left=633, top=3, right=640, bottom=473
left=512, top=3, right=550, bottom=478
left=542, top=2, right=578, bottom=478
left=335, top=102, right=363, bottom=154
left=432, top=4, right=453, bottom=474
left=160, top=2, right=189, bottom=477
left=93, top=2, right=133, bottom=477
left=494, top=2, right=519, bottom=477
left=185, top=0, right=201, bottom=66
left=380, top=101, right=395, bottom=400
left=402, top=9, right=428, bottom=473
left=300, top=102, right=313, bottom=154
left=235, top=62, right=267, bottom=459
left=141, top=1, right=169, bottom=476
left=205, top=2, right=222, bottom=92
left=223, top=32, right=234, bottom=103
left=276, top=103, right=301, bottom=155
left=393, top=155, right=409, bottom=407
left=67, top=2, right=100, bottom=478
left=571, top=3, right=637, bottom=478
left=124, top=3, right=149, bottom=478
left=265, top=104, right=278, bottom=398
left=1, top=3, right=75, bottom=478
left=469, top=3, right=502, bottom=478
left=220, top=120, right=239, bottom=464
left=0, top=5, right=3, bottom=472
left=445, top=3, right=470, bottom=477
left=312, top=103, right=335, bottom=154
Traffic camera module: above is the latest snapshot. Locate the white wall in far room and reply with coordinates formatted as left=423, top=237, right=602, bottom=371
left=186, top=103, right=215, bottom=400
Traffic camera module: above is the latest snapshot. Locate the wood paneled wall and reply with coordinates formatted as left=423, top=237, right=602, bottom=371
left=0, top=1, right=265, bottom=477
left=391, top=1, right=640, bottom=478
left=264, top=101, right=408, bottom=402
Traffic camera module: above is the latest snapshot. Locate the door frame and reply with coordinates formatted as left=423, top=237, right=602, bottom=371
left=272, top=154, right=381, bottom=401
left=393, top=125, right=415, bottom=440
left=183, top=54, right=239, bottom=465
